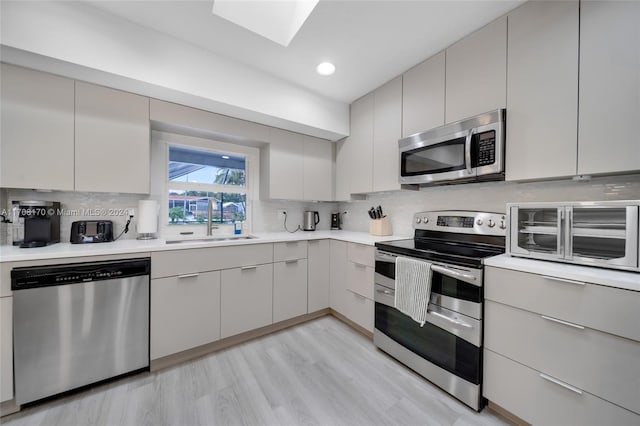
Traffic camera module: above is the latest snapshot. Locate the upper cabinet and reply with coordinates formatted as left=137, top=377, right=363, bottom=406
left=348, top=93, right=375, bottom=194
left=75, top=82, right=150, bottom=193
left=445, top=17, right=507, bottom=123
left=0, top=64, right=75, bottom=191
left=261, top=129, right=333, bottom=201
left=578, top=1, right=640, bottom=176
left=505, top=0, right=579, bottom=181
left=373, top=76, right=402, bottom=193
left=402, top=52, right=445, bottom=137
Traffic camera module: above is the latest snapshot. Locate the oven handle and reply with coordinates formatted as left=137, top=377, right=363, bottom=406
left=431, top=265, right=476, bottom=282
left=429, top=310, right=473, bottom=329
left=464, top=129, right=474, bottom=175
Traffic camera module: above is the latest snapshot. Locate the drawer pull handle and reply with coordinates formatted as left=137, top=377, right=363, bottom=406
left=241, top=266, right=257, bottom=271
left=347, top=289, right=367, bottom=300
left=539, top=373, right=583, bottom=395
left=542, top=276, right=586, bottom=286
left=541, top=315, right=585, bottom=330
left=353, top=262, right=367, bottom=268
left=177, top=273, right=199, bottom=279
left=285, top=241, right=298, bottom=245
left=285, top=259, right=298, bottom=264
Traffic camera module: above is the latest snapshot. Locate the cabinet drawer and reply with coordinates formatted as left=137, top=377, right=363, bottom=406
left=273, top=240, right=307, bottom=262
left=344, top=290, right=374, bottom=332
left=484, top=350, right=639, bottom=426
left=346, top=261, right=374, bottom=300
left=220, top=264, right=273, bottom=338
left=152, top=243, right=273, bottom=278
left=273, top=259, right=308, bottom=323
left=486, top=300, right=640, bottom=414
left=485, top=266, right=640, bottom=341
left=151, top=271, right=221, bottom=360
left=347, top=243, right=375, bottom=267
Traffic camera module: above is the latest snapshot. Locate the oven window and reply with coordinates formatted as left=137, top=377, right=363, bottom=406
left=375, top=303, right=480, bottom=384
left=401, top=137, right=466, bottom=176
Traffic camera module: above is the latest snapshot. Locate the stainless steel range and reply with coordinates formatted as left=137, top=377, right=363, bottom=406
left=374, top=210, right=506, bottom=411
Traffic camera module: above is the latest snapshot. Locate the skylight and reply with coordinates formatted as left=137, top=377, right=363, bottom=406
left=212, top=0, right=319, bottom=47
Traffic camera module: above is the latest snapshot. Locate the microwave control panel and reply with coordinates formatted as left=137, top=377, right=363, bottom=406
left=474, top=130, right=496, bottom=166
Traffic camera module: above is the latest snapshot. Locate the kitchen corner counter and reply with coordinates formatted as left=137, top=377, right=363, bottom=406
left=485, top=254, right=640, bottom=292
left=0, top=231, right=408, bottom=263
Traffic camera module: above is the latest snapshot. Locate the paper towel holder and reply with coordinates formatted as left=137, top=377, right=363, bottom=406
left=136, top=200, right=159, bottom=240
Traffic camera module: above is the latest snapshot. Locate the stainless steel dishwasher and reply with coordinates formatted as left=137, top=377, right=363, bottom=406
left=11, top=258, right=150, bottom=405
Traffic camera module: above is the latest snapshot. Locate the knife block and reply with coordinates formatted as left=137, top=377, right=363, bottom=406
left=369, top=217, right=392, bottom=236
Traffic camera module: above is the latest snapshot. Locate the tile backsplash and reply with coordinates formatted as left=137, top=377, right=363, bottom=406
left=339, top=174, right=640, bottom=236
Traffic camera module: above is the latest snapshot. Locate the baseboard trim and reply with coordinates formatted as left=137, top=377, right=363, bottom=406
left=329, top=309, right=374, bottom=339
left=0, top=399, right=20, bottom=417
left=151, top=308, right=331, bottom=371
left=487, top=401, right=530, bottom=426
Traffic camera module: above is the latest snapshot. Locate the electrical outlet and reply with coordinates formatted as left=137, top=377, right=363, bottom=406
left=127, top=207, right=136, bottom=217
left=277, top=209, right=288, bottom=219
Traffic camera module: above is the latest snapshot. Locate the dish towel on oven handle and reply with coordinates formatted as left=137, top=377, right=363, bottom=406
left=395, top=256, right=432, bottom=327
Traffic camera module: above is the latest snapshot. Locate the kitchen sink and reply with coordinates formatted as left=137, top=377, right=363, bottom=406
left=165, top=235, right=258, bottom=244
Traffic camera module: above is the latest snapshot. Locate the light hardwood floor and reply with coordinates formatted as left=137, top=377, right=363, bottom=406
left=2, top=316, right=510, bottom=426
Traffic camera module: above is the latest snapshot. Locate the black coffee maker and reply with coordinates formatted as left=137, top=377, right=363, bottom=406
left=330, top=212, right=341, bottom=230
left=12, top=201, right=61, bottom=248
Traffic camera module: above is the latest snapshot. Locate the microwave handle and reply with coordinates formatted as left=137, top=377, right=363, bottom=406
left=464, top=129, right=474, bottom=175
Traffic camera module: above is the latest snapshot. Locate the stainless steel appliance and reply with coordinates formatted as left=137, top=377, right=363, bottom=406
left=331, top=212, right=341, bottom=230
left=70, top=220, right=114, bottom=243
left=399, top=109, right=505, bottom=186
left=507, top=200, right=639, bottom=272
left=11, top=258, right=150, bottom=405
left=303, top=210, right=320, bottom=231
left=374, top=211, right=506, bottom=411
left=11, top=200, right=61, bottom=248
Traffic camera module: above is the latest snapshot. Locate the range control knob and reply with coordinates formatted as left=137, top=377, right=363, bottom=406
left=415, top=217, right=422, bottom=224
left=487, top=219, right=496, bottom=228
left=423, top=217, right=429, bottom=224
left=476, top=219, right=483, bottom=226
left=499, top=220, right=507, bottom=230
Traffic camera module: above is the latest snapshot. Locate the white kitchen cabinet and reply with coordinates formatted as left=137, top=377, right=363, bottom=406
left=373, top=76, right=402, bottom=192
left=402, top=51, right=445, bottom=137
left=273, top=240, right=307, bottom=262
left=329, top=240, right=348, bottom=315
left=445, top=17, right=506, bottom=123
left=0, top=64, right=75, bottom=191
left=343, top=291, right=374, bottom=333
left=261, top=130, right=332, bottom=201
left=273, top=259, right=308, bottom=323
left=346, top=261, right=374, bottom=300
left=505, top=0, right=579, bottom=181
left=307, top=239, right=330, bottom=312
left=334, top=137, right=352, bottom=201
left=349, top=93, right=375, bottom=194
left=220, top=264, right=273, bottom=338
left=75, top=81, right=150, bottom=193
left=578, top=1, right=640, bottom=175
left=150, top=271, right=221, bottom=360
left=0, top=297, right=13, bottom=402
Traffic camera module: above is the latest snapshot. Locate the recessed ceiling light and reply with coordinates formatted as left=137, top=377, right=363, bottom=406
left=221, top=155, right=230, bottom=159
left=316, top=62, right=336, bottom=76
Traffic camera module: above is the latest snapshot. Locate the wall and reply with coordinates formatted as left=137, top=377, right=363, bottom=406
left=339, top=174, right=640, bottom=236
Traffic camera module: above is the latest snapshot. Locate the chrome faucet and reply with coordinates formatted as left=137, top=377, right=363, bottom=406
left=206, top=199, right=218, bottom=236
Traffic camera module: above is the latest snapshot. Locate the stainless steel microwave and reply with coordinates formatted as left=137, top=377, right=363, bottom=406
left=399, top=109, right=505, bottom=185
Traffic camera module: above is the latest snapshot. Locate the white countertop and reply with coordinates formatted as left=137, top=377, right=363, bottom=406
left=485, top=254, right=640, bottom=292
left=0, top=231, right=409, bottom=263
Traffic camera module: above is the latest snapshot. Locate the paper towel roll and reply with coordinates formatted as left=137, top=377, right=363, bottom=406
left=137, top=200, right=158, bottom=235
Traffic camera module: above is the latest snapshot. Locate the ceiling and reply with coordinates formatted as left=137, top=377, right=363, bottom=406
left=86, top=0, right=524, bottom=104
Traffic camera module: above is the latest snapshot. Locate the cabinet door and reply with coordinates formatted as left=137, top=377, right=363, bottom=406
left=349, top=93, right=374, bottom=194
left=402, top=51, right=445, bottom=137
left=334, top=137, right=352, bottom=201
left=303, top=137, right=333, bottom=201
left=506, top=1, right=579, bottom=181
left=261, top=129, right=304, bottom=200
left=329, top=240, right=348, bottom=315
left=373, top=76, right=402, bottom=192
left=307, top=239, right=330, bottom=312
left=273, top=259, right=308, bottom=322
left=151, top=271, right=221, bottom=360
left=346, top=262, right=374, bottom=300
left=0, top=297, right=12, bottom=402
left=0, top=64, right=74, bottom=190
left=578, top=1, right=640, bottom=175
left=221, top=264, right=273, bottom=338
left=445, top=17, right=507, bottom=123
left=75, top=82, right=150, bottom=193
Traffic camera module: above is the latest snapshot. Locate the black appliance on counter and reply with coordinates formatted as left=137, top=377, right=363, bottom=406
left=374, top=210, right=506, bottom=411
left=331, top=212, right=341, bottom=230
left=12, top=200, right=61, bottom=248
left=70, top=220, right=114, bottom=243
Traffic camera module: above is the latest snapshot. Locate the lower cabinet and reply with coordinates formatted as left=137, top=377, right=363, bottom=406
left=329, top=240, right=348, bottom=315
left=220, top=264, right=273, bottom=339
left=273, top=259, right=308, bottom=323
left=151, top=271, right=221, bottom=360
left=343, top=290, right=374, bottom=332
left=307, top=239, right=330, bottom=312
left=0, top=297, right=13, bottom=402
